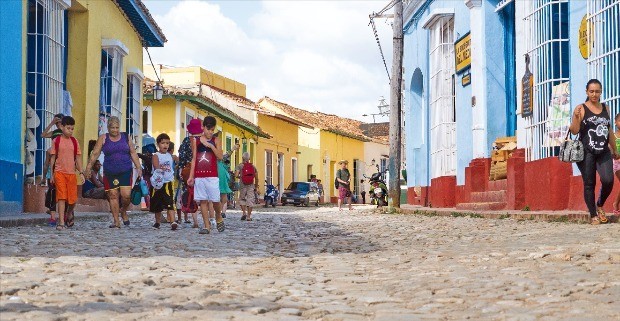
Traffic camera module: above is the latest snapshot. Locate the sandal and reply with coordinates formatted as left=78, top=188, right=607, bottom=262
left=246, top=217, right=253, bottom=221
left=123, top=220, right=130, bottom=226
left=109, top=223, right=121, bottom=228
left=56, top=225, right=66, bottom=231
left=241, top=215, right=247, bottom=221
left=596, top=208, right=608, bottom=224
left=591, top=217, right=601, bottom=225
left=66, top=210, right=75, bottom=228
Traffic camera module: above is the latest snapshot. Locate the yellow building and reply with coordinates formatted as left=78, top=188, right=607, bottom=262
left=143, top=81, right=269, bottom=169
left=144, top=65, right=246, bottom=97
left=258, top=97, right=387, bottom=202
left=7, top=0, right=166, bottom=212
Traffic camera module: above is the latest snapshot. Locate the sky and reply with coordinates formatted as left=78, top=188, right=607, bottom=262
left=142, top=0, right=394, bottom=122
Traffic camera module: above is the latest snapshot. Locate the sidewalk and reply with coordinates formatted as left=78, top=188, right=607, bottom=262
left=398, top=204, right=619, bottom=224
left=0, top=211, right=148, bottom=228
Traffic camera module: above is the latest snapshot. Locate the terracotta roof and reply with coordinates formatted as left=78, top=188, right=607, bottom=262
left=359, top=122, right=390, bottom=138
left=258, top=96, right=388, bottom=143
left=143, top=79, right=269, bottom=138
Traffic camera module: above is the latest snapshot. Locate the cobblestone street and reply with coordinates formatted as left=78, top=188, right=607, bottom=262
left=1, top=206, right=619, bottom=320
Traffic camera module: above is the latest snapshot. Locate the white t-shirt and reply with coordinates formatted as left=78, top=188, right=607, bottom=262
left=153, top=152, right=174, bottom=183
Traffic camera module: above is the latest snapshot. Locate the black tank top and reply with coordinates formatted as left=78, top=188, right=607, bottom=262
left=579, top=103, right=610, bottom=154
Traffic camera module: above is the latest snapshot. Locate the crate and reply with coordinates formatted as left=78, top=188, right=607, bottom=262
left=489, top=137, right=517, bottom=181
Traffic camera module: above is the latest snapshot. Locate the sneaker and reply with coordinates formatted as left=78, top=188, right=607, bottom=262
left=217, top=220, right=225, bottom=232
left=152, top=223, right=161, bottom=229
left=171, top=222, right=178, bottom=230
left=221, top=213, right=226, bottom=218
left=49, top=219, right=57, bottom=227
left=199, top=228, right=210, bottom=234
left=209, top=219, right=217, bottom=231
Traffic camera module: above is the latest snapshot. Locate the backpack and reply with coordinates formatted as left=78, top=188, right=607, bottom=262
left=334, top=177, right=339, bottom=189
left=241, top=162, right=256, bottom=185
left=181, top=186, right=198, bottom=213
left=53, top=136, right=78, bottom=160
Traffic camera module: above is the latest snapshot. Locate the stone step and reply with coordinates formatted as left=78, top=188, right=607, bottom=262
left=456, top=202, right=507, bottom=211
left=470, top=190, right=507, bottom=203
left=488, top=179, right=507, bottom=191
left=0, top=201, right=22, bottom=216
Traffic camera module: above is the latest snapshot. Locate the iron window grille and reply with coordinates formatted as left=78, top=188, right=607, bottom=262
left=265, top=150, right=273, bottom=185
left=99, top=44, right=126, bottom=135
left=25, top=0, right=67, bottom=183
left=587, top=0, right=620, bottom=126
left=126, top=74, right=141, bottom=145
left=523, top=0, right=570, bottom=162
left=428, top=17, right=457, bottom=178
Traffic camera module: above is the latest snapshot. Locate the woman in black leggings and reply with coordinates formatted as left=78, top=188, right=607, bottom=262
left=569, top=79, right=618, bottom=225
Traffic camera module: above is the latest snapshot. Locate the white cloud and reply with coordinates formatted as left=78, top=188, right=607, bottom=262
left=145, top=0, right=394, bottom=121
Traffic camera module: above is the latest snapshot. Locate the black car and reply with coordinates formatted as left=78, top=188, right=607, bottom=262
left=280, top=182, right=320, bottom=206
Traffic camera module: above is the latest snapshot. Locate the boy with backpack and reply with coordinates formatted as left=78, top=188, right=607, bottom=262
left=49, top=116, right=83, bottom=230
left=235, top=152, right=259, bottom=221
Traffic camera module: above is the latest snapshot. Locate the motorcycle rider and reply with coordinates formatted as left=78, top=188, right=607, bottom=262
left=336, top=160, right=353, bottom=211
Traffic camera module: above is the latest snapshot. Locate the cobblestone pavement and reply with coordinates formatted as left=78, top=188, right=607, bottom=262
left=1, top=206, right=619, bottom=320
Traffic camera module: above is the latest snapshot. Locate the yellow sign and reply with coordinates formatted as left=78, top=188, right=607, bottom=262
left=579, top=15, right=594, bottom=59
left=455, top=32, right=471, bottom=74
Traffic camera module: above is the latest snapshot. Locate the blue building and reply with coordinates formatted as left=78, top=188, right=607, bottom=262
left=403, top=0, right=619, bottom=210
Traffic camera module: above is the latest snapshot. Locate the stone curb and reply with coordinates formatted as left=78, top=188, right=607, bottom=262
left=395, top=206, right=600, bottom=224
left=0, top=211, right=149, bottom=228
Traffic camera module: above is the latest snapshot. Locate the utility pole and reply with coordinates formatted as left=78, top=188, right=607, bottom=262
left=388, top=0, right=403, bottom=210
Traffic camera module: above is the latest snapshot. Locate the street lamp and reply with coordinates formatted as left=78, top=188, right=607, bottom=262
left=153, top=82, right=164, bottom=101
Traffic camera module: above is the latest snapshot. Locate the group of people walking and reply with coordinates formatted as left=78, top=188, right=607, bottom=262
left=41, top=78, right=617, bottom=229
left=44, top=115, right=261, bottom=234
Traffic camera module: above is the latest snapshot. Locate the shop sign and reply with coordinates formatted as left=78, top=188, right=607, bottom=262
left=579, top=15, right=594, bottom=59
left=521, top=54, right=533, bottom=118
left=455, top=32, right=471, bottom=74
left=461, top=72, right=471, bottom=87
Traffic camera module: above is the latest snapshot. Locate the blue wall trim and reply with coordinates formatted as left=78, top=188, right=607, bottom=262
left=0, top=1, right=24, bottom=165
left=116, top=0, right=165, bottom=47
left=0, top=160, right=24, bottom=205
left=404, top=0, right=434, bottom=32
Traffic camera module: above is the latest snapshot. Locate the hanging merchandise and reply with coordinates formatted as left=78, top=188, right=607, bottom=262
left=26, top=129, right=37, bottom=152
left=98, top=114, right=108, bottom=136
left=26, top=104, right=40, bottom=128
left=25, top=151, right=35, bottom=175
left=63, top=90, right=73, bottom=116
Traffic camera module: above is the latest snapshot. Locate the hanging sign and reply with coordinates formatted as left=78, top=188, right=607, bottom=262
left=521, top=54, right=534, bottom=118
left=462, top=72, right=471, bottom=87
left=578, top=15, right=594, bottom=59
left=454, top=32, right=471, bottom=74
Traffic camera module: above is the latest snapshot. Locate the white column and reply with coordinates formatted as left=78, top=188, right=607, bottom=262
left=175, top=100, right=181, bottom=148
left=466, top=0, right=488, bottom=158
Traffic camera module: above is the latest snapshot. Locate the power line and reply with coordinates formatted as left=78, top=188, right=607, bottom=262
left=369, top=17, right=390, bottom=82
left=145, top=47, right=161, bottom=82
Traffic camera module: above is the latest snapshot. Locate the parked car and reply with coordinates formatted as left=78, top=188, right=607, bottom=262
left=281, top=182, right=320, bottom=207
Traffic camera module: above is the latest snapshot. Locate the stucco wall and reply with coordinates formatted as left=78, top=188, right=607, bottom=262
left=68, top=0, right=145, bottom=165
left=0, top=0, right=26, bottom=204
left=256, top=114, right=299, bottom=192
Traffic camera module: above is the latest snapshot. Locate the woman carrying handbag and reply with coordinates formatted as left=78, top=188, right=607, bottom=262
left=569, top=79, right=619, bottom=225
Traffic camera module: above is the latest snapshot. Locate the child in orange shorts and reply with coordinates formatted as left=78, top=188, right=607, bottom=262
left=50, top=116, right=84, bottom=230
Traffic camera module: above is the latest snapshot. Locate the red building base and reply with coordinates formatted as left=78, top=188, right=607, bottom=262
left=407, top=148, right=620, bottom=213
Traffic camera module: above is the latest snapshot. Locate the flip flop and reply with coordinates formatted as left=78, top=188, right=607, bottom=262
left=109, top=223, right=121, bottom=228
left=123, top=220, right=130, bottom=226
left=66, top=210, right=75, bottom=227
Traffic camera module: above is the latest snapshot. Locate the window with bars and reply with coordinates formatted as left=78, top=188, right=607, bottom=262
left=99, top=44, right=126, bottom=135
left=126, top=75, right=141, bottom=144
left=428, top=17, right=457, bottom=177
left=265, top=150, right=273, bottom=185
left=25, top=0, right=67, bottom=182
left=587, top=0, right=620, bottom=125
left=523, top=0, right=569, bottom=161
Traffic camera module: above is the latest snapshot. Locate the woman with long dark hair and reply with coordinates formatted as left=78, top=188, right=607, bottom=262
left=569, top=79, right=619, bottom=224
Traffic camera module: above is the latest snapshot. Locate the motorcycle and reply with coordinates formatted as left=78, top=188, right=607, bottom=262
left=365, top=165, right=388, bottom=208
left=264, top=180, right=279, bottom=207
